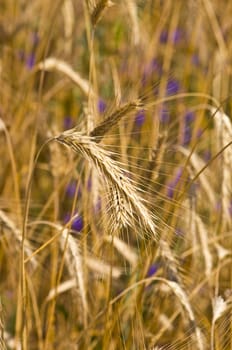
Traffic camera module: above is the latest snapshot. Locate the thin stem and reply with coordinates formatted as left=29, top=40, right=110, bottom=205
left=20, top=138, right=54, bottom=349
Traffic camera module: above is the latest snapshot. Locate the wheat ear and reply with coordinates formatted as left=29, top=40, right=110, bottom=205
left=37, top=58, right=94, bottom=97
left=0, top=210, right=37, bottom=268
left=91, top=0, right=114, bottom=26
left=60, top=229, right=88, bottom=314
left=56, top=130, right=157, bottom=237
left=0, top=299, right=6, bottom=350
left=90, top=99, right=143, bottom=142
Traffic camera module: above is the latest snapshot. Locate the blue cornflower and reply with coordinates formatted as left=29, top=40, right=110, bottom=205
left=26, top=54, right=35, bottom=70
left=172, top=29, right=183, bottom=44
left=159, top=30, right=168, bottom=43
left=159, top=29, right=183, bottom=44
left=182, top=126, right=191, bottom=146
left=182, top=111, right=195, bottom=146
left=185, top=111, right=195, bottom=123
left=63, top=116, right=74, bottom=130
left=64, top=213, right=83, bottom=232
left=72, top=215, right=83, bottom=232
left=135, top=110, right=145, bottom=127
left=98, top=99, right=106, bottom=114
left=166, top=79, right=180, bottom=95
left=167, top=167, right=183, bottom=198
left=147, top=263, right=159, bottom=277
left=65, top=181, right=81, bottom=198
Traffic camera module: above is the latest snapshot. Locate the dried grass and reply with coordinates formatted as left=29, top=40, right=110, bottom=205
left=211, top=295, right=229, bottom=349
left=1, top=1, right=232, bottom=348
left=104, top=235, right=138, bottom=267
left=196, top=215, right=213, bottom=278
left=46, top=278, right=77, bottom=302
left=86, top=256, right=121, bottom=278
left=211, top=107, right=232, bottom=226
left=37, top=58, right=94, bottom=96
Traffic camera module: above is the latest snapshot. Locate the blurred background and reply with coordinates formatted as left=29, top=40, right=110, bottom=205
left=0, top=1, right=232, bottom=349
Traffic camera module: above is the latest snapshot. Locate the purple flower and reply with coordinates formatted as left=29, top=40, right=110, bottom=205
left=159, top=29, right=183, bottom=44
left=135, top=110, right=145, bottom=127
left=167, top=167, right=183, bottom=198
left=182, top=125, right=191, bottom=146
left=185, top=111, right=195, bottom=123
left=63, top=116, right=74, bottom=130
left=18, top=49, right=36, bottom=70
left=64, top=213, right=83, bottom=232
left=72, top=215, right=83, bottom=232
left=159, top=30, right=168, bottom=43
left=166, top=79, right=180, bottom=95
left=98, top=99, right=106, bottom=114
left=65, top=181, right=81, bottom=198
left=167, top=183, right=175, bottom=199
left=182, top=111, right=195, bottom=146
left=26, top=54, right=35, bottom=69
left=172, top=29, right=183, bottom=44
left=147, top=263, right=159, bottom=277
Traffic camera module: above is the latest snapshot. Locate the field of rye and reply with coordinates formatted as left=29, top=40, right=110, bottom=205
left=1, top=1, right=232, bottom=349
